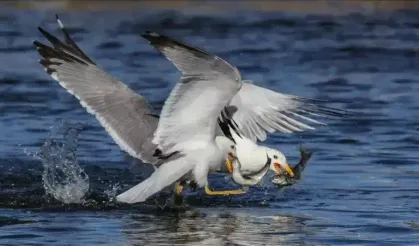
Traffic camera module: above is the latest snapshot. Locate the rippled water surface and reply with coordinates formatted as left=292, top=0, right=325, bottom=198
left=2, top=5, right=419, bottom=246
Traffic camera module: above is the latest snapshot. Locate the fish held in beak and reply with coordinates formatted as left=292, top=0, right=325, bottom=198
left=272, top=147, right=313, bottom=186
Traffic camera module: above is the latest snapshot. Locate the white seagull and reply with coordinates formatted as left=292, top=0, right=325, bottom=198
left=33, top=16, right=347, bottom=204
left=32, top=16, right=279, bottom=200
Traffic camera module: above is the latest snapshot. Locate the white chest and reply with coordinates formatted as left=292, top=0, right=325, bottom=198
left=236, top=146, right=268, bottom=173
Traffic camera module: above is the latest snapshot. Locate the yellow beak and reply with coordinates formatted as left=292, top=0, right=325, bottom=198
left=282, top=163, right=294, bottom=177
left=226, top=152, right=234, bottom=173
left=275, top=162, right=294, bottom=177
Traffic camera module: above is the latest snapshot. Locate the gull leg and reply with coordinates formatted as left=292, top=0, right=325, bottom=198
left=174, top=181, right=185, bottom=195
left=173, top=180, right=186, bottom=206
left=204, top=185, right=246, bottom=196
left=226, top=160, right=233, bottom=173
left=188, top=180, right=198, bottom=192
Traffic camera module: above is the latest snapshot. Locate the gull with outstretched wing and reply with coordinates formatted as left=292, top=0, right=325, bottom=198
left=33, top=16, right=275, bottom=203
left=33, top=16, right=347, bottom=204
left=136, top=31, right=349, bottom=196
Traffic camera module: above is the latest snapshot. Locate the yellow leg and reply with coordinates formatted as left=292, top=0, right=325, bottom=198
left=204, top=185, right=246, bottom=196
left=226, top=160, right=233, bottom=173
left=175, top=183, right=184, bottom=195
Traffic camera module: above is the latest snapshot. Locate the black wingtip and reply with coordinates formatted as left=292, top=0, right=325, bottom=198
left=37, top=27, right=51, bottom=38
left=142, top=31, right=152, bottom=36
left=33, top=40, right=45, bottom=48
left=217, top=107, right=244, bottom=144
left=141, top=31, right=163, bottom=42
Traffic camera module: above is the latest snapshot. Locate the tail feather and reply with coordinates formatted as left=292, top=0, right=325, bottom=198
left=116, top=154, right=194, bottom=204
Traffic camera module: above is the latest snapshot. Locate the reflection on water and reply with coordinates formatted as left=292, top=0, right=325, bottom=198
left=0, top=208, right=314, bottom=245
left=122, top=209, right=310, bottom=246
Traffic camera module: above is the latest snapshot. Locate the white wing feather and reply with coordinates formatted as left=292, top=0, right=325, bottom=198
left=228, top=82, right=348, bottom=142
left=141, top=32, right=241, bottom=154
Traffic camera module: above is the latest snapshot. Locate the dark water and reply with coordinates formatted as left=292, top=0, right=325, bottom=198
left=1, top=6, right=419, bottom=246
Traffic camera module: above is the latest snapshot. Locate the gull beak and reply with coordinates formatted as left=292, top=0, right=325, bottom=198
left=226, top=152, right=234, bottom=173
left=275, top=162, right=294, bottom=177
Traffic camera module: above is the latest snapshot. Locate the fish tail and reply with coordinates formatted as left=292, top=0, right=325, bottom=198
left=299, top=145, right=313, bottom=166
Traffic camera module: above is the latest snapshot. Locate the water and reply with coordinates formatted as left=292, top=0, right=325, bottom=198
left=35, top=123, right=89, bottom=204
left=1, top=4, right=419, bottom=245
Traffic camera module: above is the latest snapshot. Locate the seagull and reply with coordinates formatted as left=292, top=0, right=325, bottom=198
left=33, top=16, right=347, bottom=204
left=32, top=16, right=281, bottom=201
left=115, top=30, right=348, bottom=203
left=138, top=31, right=349, bottom=190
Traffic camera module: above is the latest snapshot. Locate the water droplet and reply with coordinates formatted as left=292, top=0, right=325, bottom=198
left=29, top=122, right=89, bottom=204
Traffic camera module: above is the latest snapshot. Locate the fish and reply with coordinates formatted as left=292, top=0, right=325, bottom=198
left=271, top=146, right=313, bottom=186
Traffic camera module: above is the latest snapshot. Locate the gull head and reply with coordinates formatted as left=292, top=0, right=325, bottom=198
left=265, top=147, right=294, bottom=178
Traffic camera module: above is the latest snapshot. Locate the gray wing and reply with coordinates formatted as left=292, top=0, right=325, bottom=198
left=227, top=82, right=350, bottom=142
left=117, top=32, right=243, bottom=203
left=141, top=32, right=241, bottom=153
left=33, top=16, right=159, bottom=164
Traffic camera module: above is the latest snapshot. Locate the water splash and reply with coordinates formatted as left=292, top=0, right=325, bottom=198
left=104, top=183, right=120, bottom=200
left=35, top=122, right=90, bottom=204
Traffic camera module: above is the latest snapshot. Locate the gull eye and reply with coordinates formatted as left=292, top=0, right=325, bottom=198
left=273, top=155, right=278, bottom=159
left=230, top=145, right=235, bottom=149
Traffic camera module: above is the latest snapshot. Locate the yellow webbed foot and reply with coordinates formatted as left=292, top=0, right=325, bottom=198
left=204, top=185, right=246, bottom=196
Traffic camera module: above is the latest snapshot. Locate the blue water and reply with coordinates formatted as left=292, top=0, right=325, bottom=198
left=1, top=6, right=419, bottom=246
